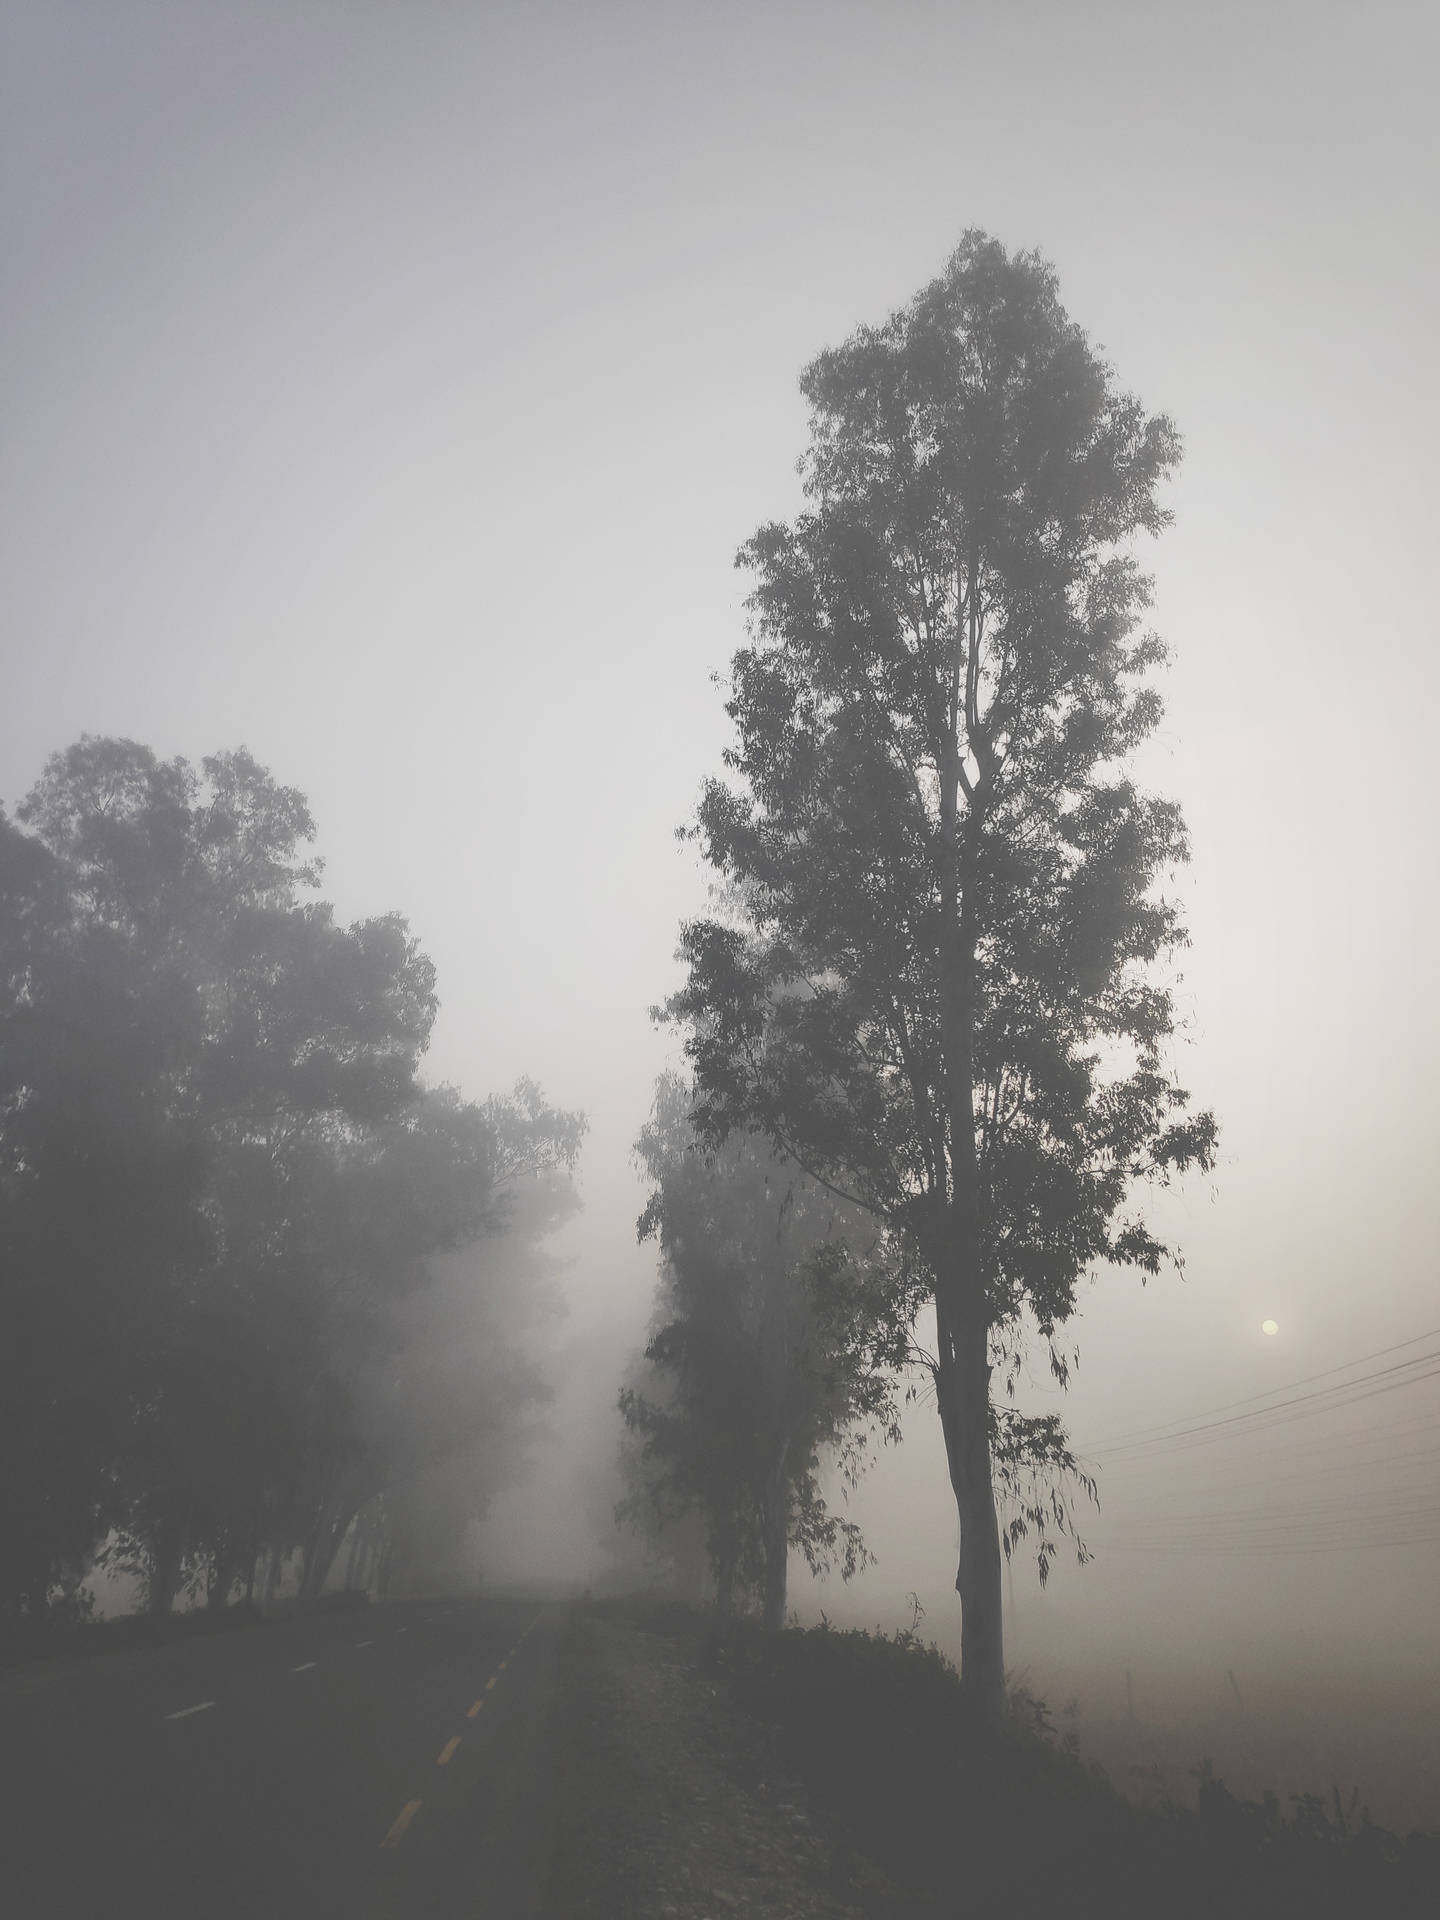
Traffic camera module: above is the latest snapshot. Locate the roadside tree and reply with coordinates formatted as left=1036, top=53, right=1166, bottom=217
left=623, top=1073, right=902, bottom=1629
left=664, top=234, right=1217, bottom=1714
left=296, top=1098, right=583, bottom=1600
left=1, top=737, right=583, bottom=1624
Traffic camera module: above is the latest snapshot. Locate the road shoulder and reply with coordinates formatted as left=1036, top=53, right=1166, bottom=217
left=543, top=1604, right=864, bottom=1919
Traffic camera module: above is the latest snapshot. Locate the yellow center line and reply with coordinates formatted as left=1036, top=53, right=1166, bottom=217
left=498, top=1658, right=507, bottom=1671
left=466, top=1698, right=485, bottom=1717
left=381, top=1800, right=422, bottom=1849
left=436, top=1736, right=461, bottom=1766
left=485, top=1675, right=497, bottom=1691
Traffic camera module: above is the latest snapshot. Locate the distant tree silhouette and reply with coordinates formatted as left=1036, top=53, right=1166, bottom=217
left=0, top=737, right=582, bottom=1626
left=622, top=1073, right=902, bottom=1628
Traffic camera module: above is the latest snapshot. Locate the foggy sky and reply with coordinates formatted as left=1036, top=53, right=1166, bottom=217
left=4, top=0, right=1438, bottom=1818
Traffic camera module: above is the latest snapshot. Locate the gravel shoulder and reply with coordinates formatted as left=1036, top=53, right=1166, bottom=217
left=543, top=1605, right=868, bottom=1920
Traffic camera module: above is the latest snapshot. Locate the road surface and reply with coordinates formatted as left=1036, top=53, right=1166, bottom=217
left=1, top=1597, right=563, bottom=1918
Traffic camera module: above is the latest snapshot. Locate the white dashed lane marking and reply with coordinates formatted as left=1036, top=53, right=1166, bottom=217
left=290, top=1662, right=317, bottom=1673
left=164, top=1701, right=216, bottom=1721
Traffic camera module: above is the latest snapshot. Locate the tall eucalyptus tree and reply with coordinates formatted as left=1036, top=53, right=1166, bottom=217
left=665, top=234, right=1217, bottom=1716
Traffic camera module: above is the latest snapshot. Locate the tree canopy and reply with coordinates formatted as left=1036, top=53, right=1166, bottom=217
left=1, top=735, right=583, bottom=1626
left=621, top=1072, right=902, bottom=1628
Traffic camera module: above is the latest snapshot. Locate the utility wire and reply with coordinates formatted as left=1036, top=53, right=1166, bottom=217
left=1102, top=1495, right=1440, bottom=1530
left=1100, top=1362, right=1440, bottom=1462
left=1103, top=1531, right=1440, bottom=1556
left=1077, top=1325, right=1440, bottom=1452
left=1064, top=1329, right=1440, bottom=1555
left=1080, top=1338, right=1440, bottom=1460
left=1097, top=1500, right=1440, bottom=1554
left=1115, top=1445, right=1440, bottom=1499
left=1099, top=1404, right=1440, bottom=1471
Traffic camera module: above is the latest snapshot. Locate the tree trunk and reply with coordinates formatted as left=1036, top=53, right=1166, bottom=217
left=933, top=702, right=1006, bottom=1721
left=298, top=1507, right=326, bottom=1601
left=300, top=1496, right=358, bottom=1602
left=343, top=1520, right=363, bottom=1592
left=360, top=1502, right=387, bottom=1593
left=148, top=1526, right=182, bottom=1618
left=761, top=1461, right=790, bottom=1633
left=935, top=1287, right=1005, bottom=1722
left=206, top=1546, right=239, bottom=1610
left=714, top=1545, right=737, bottom=1619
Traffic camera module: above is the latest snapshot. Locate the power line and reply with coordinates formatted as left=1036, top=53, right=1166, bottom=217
left=1095, top=1498, right=1440, bottom=1554
left=1099, top=1404, right=1440, bottom=1473
left=1063, top=1327, right=1440, bottom=1554
left=1105, top=1362, right=1440, bottom=1461
left=1101, top=1495, right=1440, bottom=1532
left=1121, top=1445, right=1440, bottom=1500
left=1081, top=1343, right=1440, bottom=1460
left=1077, top=1324, right=1440, bottom=1452
left=1103, top=1531, right=1440, bottom=1556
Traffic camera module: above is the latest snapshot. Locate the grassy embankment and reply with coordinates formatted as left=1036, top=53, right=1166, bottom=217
left=703, top=1610, right=1438, bottom=1919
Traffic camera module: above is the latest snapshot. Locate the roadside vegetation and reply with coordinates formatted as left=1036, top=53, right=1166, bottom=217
left=1, top=736, right=583, bottom=1641
left=602, top=236, right=1437, bottom=1908
left=718, top=1613, right=1438, bottom=1919
left=568, top=1597, right=1436, bottom=1920
left=657, top=230, right=1218, bottom=1717
left=619, top=1071, right=910, bottom=1628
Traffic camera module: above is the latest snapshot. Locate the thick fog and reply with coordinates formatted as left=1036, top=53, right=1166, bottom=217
left=4, top=0, right=1437, bottom=1831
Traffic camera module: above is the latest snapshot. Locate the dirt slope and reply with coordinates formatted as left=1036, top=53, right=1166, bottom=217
left=544, top=1606, right=866, bottom=1919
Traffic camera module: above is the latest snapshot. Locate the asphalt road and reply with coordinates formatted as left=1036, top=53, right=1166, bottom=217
left=0, top=1596, right=564, bottom=1918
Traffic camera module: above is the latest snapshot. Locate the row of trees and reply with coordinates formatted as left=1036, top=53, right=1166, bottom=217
left=619, top=1072, right=911, bottom=1629
left=621, top=232, right=1216, bottom=1717
left=1, top=737, right=582, bottom=1625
